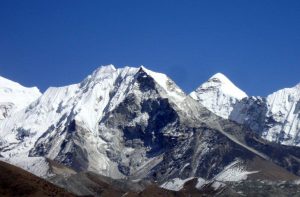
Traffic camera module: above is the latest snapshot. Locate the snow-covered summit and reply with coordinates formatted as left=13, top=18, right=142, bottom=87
left=190, top=73, right=247, bottom=119
left=0, top=76, right=41, bottom=120
left=208, top=73, right=247, bottom=99
left=0, top=65, right=189, bottom=178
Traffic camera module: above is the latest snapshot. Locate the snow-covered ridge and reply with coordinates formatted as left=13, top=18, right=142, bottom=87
left=0, top=76, right=41, bottom=120
left=140, top=66, right=186, bottom=102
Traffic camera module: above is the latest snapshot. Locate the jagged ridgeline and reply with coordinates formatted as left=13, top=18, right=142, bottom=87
left=1, top=65, right=300, bottom=196
left=191, top=73, right=300, bottom=146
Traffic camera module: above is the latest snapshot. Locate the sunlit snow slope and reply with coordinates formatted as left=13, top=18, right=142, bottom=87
left=190, top=73, right=247, bottom=119
left=0, top=76, right=41, bottom=120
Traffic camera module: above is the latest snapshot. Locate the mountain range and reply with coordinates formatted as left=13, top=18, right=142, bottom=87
left=0, top=65, right=300, bottom=196
left=191, top=72, right=300, bottom=146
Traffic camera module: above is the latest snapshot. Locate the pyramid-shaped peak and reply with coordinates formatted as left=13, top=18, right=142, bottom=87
left=139, top=65, right=146, bottom=70
left=137, top=66, right=171, bottom=87
left=209, top=72, right=234, bottom=84
left=198, top=72, right=248, bottom=100
left=138, top=65, right=156, bottom=74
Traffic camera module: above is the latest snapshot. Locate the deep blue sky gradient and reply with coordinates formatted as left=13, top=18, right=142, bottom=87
left=0, top=0, right=300, bottom=96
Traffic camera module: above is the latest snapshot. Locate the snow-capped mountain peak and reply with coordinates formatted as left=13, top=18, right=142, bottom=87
left=190, top=73, right=247, bottom=119
left=205, top=72, right=247, bottom=99
left=2, top=65, right=300, bottom=196
left=0, top=65, right=189, bottom=178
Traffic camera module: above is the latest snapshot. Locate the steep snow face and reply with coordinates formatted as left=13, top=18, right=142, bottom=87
left=0, top=76, right=41, bottom=120
left=227, top=84, right=300, bottom=146
left=0, top=65, right=189, bottom=178
left=264, top=84, right=300, bottom=145
left=190, top=73, right=247, bottom=119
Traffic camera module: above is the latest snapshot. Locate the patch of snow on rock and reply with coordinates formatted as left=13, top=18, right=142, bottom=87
left=215, top=160, right=259, bottom=182
left=161, top=177, right=195, bottom=191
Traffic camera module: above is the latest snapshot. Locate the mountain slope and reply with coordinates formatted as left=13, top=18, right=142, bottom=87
left=1, top=157, right=298, bottom=197
left=0, top=160, right=74, bottom=197
left=0, top=76, right=41, bottom=120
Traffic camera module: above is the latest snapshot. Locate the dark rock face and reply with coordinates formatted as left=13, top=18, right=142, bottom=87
left=230, top=97, right=269, bottom=135
left=294, top=101, right=300, bottom=114
left=16, top=128, right=31, bottom=140
left=229, top=95, right=300, bottom=145
left=141, top=98, right=179, bottom=153
left=99, top=70, right=183, bottom=176
left=55, top=141, right=89, bottom=172
left=147, top=125, right=257, bottom=183
left=136, top=68, right=157, bottom=92
left=230, top=97, right=290, bottom=144
left=0, top=103, right=14, bottom=119
left=30, top=119, right=89, bottom=171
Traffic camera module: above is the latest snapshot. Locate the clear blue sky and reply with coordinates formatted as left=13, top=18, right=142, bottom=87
left=0, top=0, right=299, bottom=96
